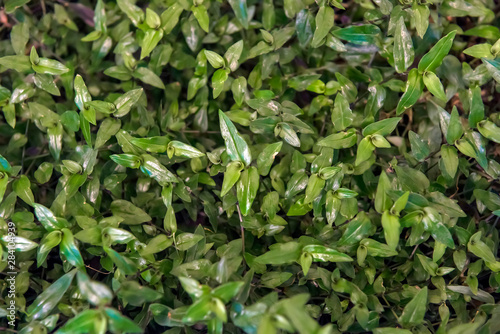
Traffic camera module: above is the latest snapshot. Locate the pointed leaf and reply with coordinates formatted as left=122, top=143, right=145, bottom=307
left=219, top=110, right=252, bottom=166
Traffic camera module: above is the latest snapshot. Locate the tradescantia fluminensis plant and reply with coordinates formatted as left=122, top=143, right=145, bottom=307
left=1, top=0, right=500, bottom=333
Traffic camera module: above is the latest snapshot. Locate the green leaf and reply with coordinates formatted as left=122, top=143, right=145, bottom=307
left=429, top=222, right=455, bottom=249
left=117, top=0, right=144, bottom=26
left=175, top=233, right=204, bottom=251
left=399, top=287, right=428, bottom=327
left=161, top=3, right=183, bottom=33
left=393, top=17, right=414, bottom=73
left=332, top=25, right=381, bottom=45
left=0, top=154, right=12, bottom=174
left=478, top=120, right=500, bottom=143
left=219, top=110, right=252, bottom=166
left=11, top=82, right=35, bottom=104
left=464, top=43, right=494, bottom=59
left=221, top=161, right=243, bottom=197
left=361, top=238, right=398, bottom=257
left=303, top=245, right=353, bottom=262
left=0, top=55, right=32, bottom=72
left=396, top=68, right=424, bottom=115
left=34, top=203, right=68, bottom=231
left=81, top=30, right=102, bottom=42
left=95, top=118, right=121, bottom=149
left=325, top=191, right=341, bottom=224
left=104, top=65, right=132, bottom=81
left=318, top=128, right=357, bottom=149
left=5, top=0, right=31, bottom=13
left=13, top=175, right=34, bottom=206
left=423, top=71, right=446, bottom=101
left=482, top=58, right=500, bottom=83
left=296, top=9, right=314, bottom=47
left=110, top=199, right=152, bottom=225
left=74, top=75, right=91, bottom=111
left=255, top=242, right=302, bottom=264
left=413, top=4, right=430, bottom=38
left=141, top=234, right=173, bottom=255
left=391, top=191, right=409, bottom=216
left=227, top=0, right=248, bottom=28
left=394, top=165, right=430, bottom=193
left=304, top=173, right=325, bottom=204
left=299, top=252, right=313, bottom=276
left=140, top=28, right=164, bottom=60
left=381, top=211, right=400, bottom=250
left=60, top=110, right=80, bottom=133
left=446, top=107, right=463, bottom=144
left=418, top=31, right=456, bottom=73
left=104, top=246, right=137, bottom=274
left=117, top=283, right=157, bottom=309
left=48, top=124, right=63, bottom=160
left=31, top=47, right=70, bottom=75
left=311, top=5, right=334, bottom=48
left=231, top=77, right=247, bottom=106
left=468, top=232, right=497, bottom=263
left=145, top=7, right=160, bottom=29
left=212, top=68, right=229, bottom=98
left=183, top=296, right=212, bottom=323
left=57, top=309, right=106, bottom=334
left=27, top=269, right=77, bottom=321
left=463, top=25, right=500, bottom=40
left=205, top=50, right=225, bottom=69
left=167, top=141, right=205, bottom=159
left=134, top=67, right=165, bottom=89
left=371, top=134, right=391, bottom=148
left=257, top=142, right=283, bottom=176
left=373, top=329, right=412, bottom=334
left=141, top=154, right=178, bottom=185
left=237, top=166, right=260, bottom=216
left=276, top=122, right=300, bottom=147
left=192, top=4, right=209, bottom=33
left=65, top=173, right=87, bottom=199
left=179, top=277, right=205, bottom=299
left=105, top=308, right=143, bottom=333
left=1, top=235, right=38, bottom=252
left=34, top=73, right=60, bottom=96
left=37, top=231, right=62, bottom=267
left=473, top=189, right=500, bottom=211
left=446, top=286, right=495, bottom=304
left=337, top=213, right=373, bottom=246
left=60, top=228, right=85, bottom=268
left=440, top=145, right=458, bottom=178
left=409, top=131, right=430, bottom=161
left=362, top=117, right=401, bottom=137
left=335, top=73, right=358, bottom=103
left=262, top=271, right=292, bottom=288
left=282, top=294, right=320, bottom=333
left=212, top=282, right=244, bottom=303
left=131, top=136, right=168, bottom=153
left=77, top=271, right=112, bottom=306
left=468, top=86, right=484, bottom=128
left=355, top=137, right=375, bottom=166
left=0, top=173, right=8, bottom=204
left=331, top=93, right=353, bottom=131
left=102, top=227, right=136, bottom=245
left=224, top=40, right=244, bottom=72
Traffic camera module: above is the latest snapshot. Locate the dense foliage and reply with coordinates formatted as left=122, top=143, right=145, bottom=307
left=1, top=0, right=500, bottom=333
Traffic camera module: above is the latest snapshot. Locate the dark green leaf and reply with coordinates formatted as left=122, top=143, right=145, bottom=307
left=219, top=110, right=252, bottom=166
left=27, top=269, right=77, bottom=321
left=418, top=31, right=456, bottom=73
left=396, top=68, right=424, bottom=115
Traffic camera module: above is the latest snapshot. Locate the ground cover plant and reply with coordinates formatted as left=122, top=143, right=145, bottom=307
left=1, top=0, right=500, bottom=333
